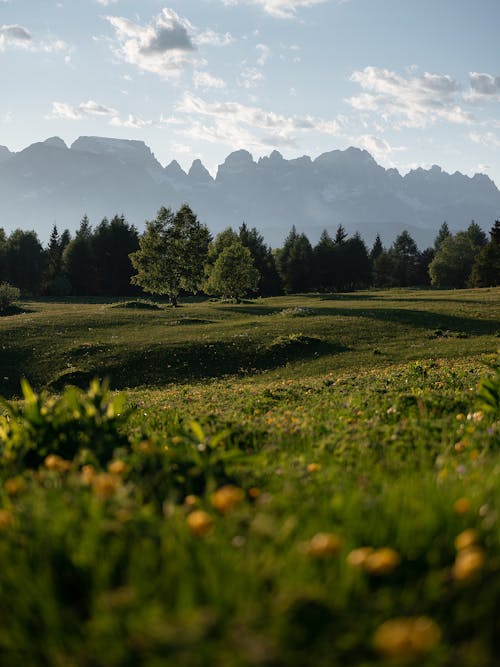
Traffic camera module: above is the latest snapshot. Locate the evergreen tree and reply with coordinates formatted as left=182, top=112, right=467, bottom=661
left=5, top=229, right=45, bottom=295
left=466, top=221, right=488, bottom=247
left=205, top=241, right=260, bottom=301
left=469, top=221, right=500, bottom=287
left=92, top=215, right=139, bottom=295
left=415, top=248, right=435, bottom=286
left=313, top=230, right=336, bottom=291
left=0, top=228, right=7, bottom=283
left=370, top=234, right=384, bottom=262
left=238, top=223, right=282, bottom=296
left=275, top=226, right=313, bottom=294
left=434, top=222, right=451, bottom=251
left=63, top=215, right=96, bottom=296
left=341, top=233, right=371, bottom=290
left=334, top=224, right=348, bottom=245
left=388, top=230, right=419, bottom=286
left=372, top=251, right=395, bottom=287
left=130, top=205, right=211, bottom=306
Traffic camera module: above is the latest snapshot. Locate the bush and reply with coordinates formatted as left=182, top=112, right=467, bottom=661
left=0, top=282, right=20, bottom=312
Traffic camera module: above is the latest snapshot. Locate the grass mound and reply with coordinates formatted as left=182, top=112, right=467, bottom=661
left=108, top=299, right=162, bottom=310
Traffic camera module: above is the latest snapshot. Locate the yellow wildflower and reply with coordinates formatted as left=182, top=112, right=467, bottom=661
left=452, top=546, right=485, bottom=581
left=0, top=509, right=14, bottom=530
left=210, top=485, right=244, bottom=515
left=373, top=616, right=441, bottom=660
left=92, top=473, right=121, bottom=499
left=454, top=529, right=478, bottom=551
left=306, top=463, right=321, bottom=473
left=187, top=510, right=214, bottom=537
left=5, top=476, right=25, bottom=496
left=453, top=497, right=471, bottom=515
left=346, top=546, right=374, bottom=568
left=305, top=532, right=343, bottom=558
left=364, top=547, right=401, bottom=575
left=107, top=460, right=127, bottom=475
left=44, top=454, right=72, bottom=472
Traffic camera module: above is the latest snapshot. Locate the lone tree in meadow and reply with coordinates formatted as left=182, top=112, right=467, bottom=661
left=205, top=241, right=260, bottom=301
left=130, top=205, right=210, bottom=306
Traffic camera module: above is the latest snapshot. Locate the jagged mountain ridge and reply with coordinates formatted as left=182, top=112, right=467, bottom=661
left=0, top=136, right=499, bottom=247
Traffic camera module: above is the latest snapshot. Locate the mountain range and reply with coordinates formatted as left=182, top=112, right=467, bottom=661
left=1, top=135, right=499, bottom=248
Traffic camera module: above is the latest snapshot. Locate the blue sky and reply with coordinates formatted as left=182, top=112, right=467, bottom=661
left=2, top=0, right=500, bottom=182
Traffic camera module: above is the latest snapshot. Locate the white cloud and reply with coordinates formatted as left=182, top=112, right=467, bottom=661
left=97, top=0, right=118, bottom=5
left=195, top=29, right=234, bottom=47
left=221, top=0, right=328, bottom=19
left=175, top=91, right=340, bottom=151
left=469, top=130, right=500, bottom=149
left=238, top=66, right=264, bottom=89
left=0, top=24, right=70, bottom=56
left=355, top=134, right=406, bottom=160
left=347, top=66, right=473, bottom=128
left=110, top=114, right=151, bottom=128
left=256, top=43, right=270, bottom=66
left=48, top=99, right=118, bottom=120
left=193, top=70, right=226, bottom=89
left=467, top=72, right=500, bottom=101
left=106, top=9, right=197, bottom=78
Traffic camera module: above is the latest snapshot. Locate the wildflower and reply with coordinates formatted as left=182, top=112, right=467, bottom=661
left=306, top=463, right=321, bottom=473
left=364, top=547, right=401, bottom=575
left=248, top=487, right=261, bottom=499
left=80, top=464, right=96, bottom=484
left=44, top=454, right=72, bottom=472
left=346, top=546, right=374, bottom=568
left=5, top=477, right=24, bottom=496
left=452, top=546, right=485, bottom=581
left=187, top=510, right=214, bottom=536
left=454, top=529, right=478, bottom=551
left=305, top=532, right=343, bottom=558
left=467, top=411, right=484, bottom=423
left=92, top=473, right=121, bottom=499
left=0, top=509, right=14, bottom=530
left=184, top=494, right=199, bottom=508
left=210, top=485, right=244, bottom=515
left=107, top=460, right=127, bottom=475
left=373, top=616, right=441, bottom=660
left=453, top=497, right=471, bottom=515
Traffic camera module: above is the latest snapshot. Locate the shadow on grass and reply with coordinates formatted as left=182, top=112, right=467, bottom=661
left=46, top=338, right=349, bottom=392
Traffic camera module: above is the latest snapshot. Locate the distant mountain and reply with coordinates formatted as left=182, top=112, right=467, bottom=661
left=1, top=136, right=499, bottom=248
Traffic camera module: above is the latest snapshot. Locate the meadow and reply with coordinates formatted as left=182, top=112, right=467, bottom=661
left=0, top=288, right=499, bottom=666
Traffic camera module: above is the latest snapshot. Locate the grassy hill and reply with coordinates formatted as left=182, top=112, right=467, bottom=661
left=0, top=289, right=499, bottom=666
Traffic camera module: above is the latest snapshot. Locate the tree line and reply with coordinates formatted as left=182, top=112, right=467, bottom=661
left=0, top=205, right=499, bottom=301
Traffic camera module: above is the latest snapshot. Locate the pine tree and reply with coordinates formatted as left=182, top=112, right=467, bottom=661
left=434, top=222, right=451, bottom=251
left=275, top=226, right=313, bottom=294
left=370, top=234, right=383, bottom=261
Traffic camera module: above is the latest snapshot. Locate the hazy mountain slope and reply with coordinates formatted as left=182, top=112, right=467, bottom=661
left=1, top=136, right=499, bottom=248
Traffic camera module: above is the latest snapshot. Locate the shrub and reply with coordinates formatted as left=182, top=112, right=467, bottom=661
left=0, top=282, right=20, bottom=312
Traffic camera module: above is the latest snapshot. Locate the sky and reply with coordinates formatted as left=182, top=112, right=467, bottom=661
left=1, top=0, right=500, bottom=183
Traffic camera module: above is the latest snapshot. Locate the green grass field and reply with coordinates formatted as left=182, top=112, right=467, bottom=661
left=0, top=289, right=499, bottom=666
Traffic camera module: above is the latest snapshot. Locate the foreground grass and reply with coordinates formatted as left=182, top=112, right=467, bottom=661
left=0, top=289, right=499, bottom=666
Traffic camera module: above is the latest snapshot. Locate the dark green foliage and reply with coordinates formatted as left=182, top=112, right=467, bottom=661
left=466, top=220, right=488, bottom=247
left=205, top=241, right=260, bottom=301
left=313, top=229, right=336, bottom=291
left=276, top=226, right=313, bottom=293
left=470, top=221, right=500, bottom=287
left=92, top=215, right=140, bottom=295
left=370, top=233, right=383, bottom=261
left=388, top=230, right=419, bottom=286
left=63, top=215, right=96, bottom=296
left=0, top=282, right=20, bottom=312
left=0, top=379, right=130, bottom=470
left=5, top=229, right=45, bottom=295
left=415, top=247, right=435, bottom=286
left=434, top=222, right=451, bottom=251
left=429, top=232, right=477, bottom=288
left=372, top=249, right=394, bottom=287
left=130, top=205, right=211, bottom=306
left=238, top=223, right=282, bottom=296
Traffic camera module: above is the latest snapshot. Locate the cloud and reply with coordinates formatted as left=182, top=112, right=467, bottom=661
left=256, top=43, right=270, bottom=66
left=106, top=9, right=198, bottom=78
left=347, top=66, right=473, bottom=128
left=355, top=134, right=406, bottom=160
left=195, top=29, right=234, bottom=47
left=97, top=0, right=118, bottom=5
left=48, top=99, right=118, bottom=120
left=469, top=131, right=500, bottom=149
left=0, top=23, right=70, bottom=56
left=467, top=72, right=500, bottom=101
left=238, top=66, right=265, bottom=89
left=175, top=91, right=340, bottom=151
left=110, top=114, right=151, bottom=128
left=193, top=70, right=226, bottom=89
left=221, top=0, right=328, bottom=19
